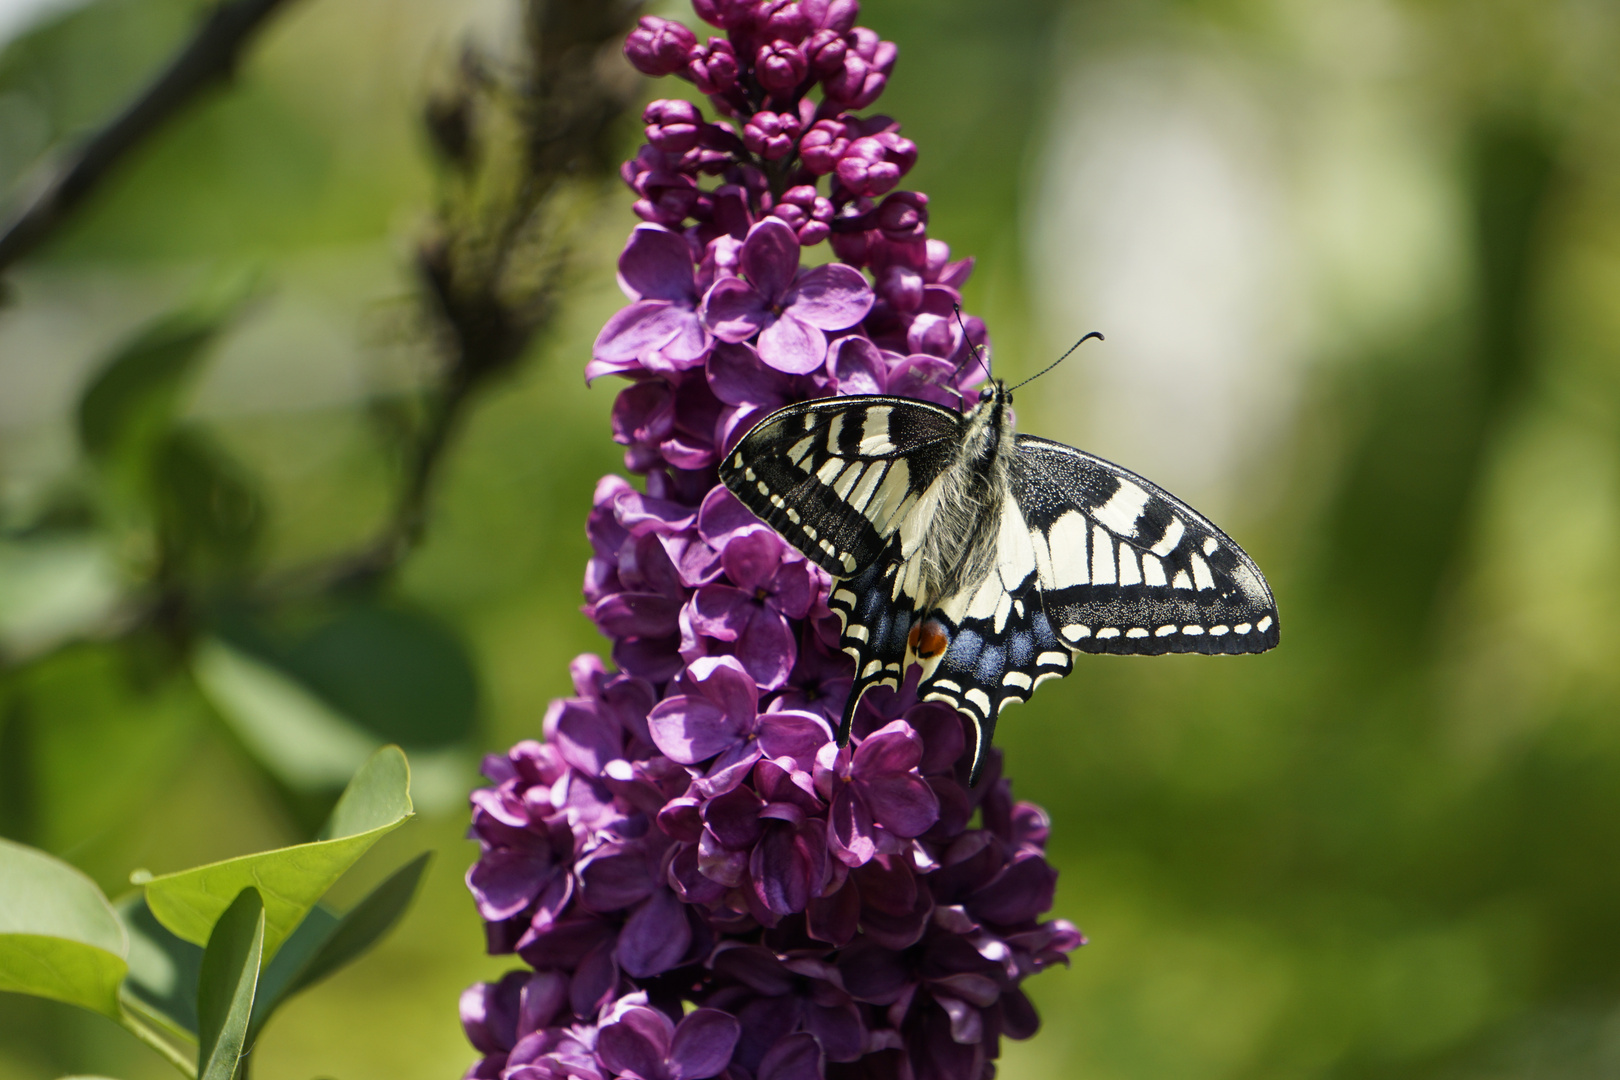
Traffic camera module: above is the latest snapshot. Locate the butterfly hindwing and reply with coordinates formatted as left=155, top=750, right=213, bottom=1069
left=722, top=396, right=962, bottom=578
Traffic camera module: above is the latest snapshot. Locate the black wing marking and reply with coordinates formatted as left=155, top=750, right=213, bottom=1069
left=825, top=537, right=915, bottom=742
left=720, top=395, right=962, bottom=578
left=1012, top=435, right=1278, bottom=655
left=916, top=437, right=1278, bottom=781
left=914, top=492, right=1070, bottom=782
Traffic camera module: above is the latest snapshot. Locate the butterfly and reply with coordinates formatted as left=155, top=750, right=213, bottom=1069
left=719, top=374, right=1278, bottom=783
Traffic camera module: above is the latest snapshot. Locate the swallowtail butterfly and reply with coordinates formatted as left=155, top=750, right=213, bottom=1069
left=720, top=379, right=1278, bottom=782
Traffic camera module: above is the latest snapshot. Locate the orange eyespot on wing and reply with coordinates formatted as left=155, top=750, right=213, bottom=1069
left=908, top=619, right=949, bottom=659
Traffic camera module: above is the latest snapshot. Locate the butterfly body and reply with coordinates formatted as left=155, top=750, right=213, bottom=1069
left=721, top=381, right=1278, bottom=782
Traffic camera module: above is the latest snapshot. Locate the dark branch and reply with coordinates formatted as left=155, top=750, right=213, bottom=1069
left=0, top=0, right=296, bottom=275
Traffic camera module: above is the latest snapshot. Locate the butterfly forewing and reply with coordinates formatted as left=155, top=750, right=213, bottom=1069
left=722, top=396, right=962, bottom=577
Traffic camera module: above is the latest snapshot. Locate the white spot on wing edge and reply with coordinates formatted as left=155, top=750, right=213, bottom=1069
left=1097, top=627, right=1120, bottom=639
left=1257, top=615, right=1274, bottom=633
left=1061, top=624, right=1090, bottom=643
left=1002, top=671, right=1032, bottom=690
left=965, top=688, right=992, bottom=715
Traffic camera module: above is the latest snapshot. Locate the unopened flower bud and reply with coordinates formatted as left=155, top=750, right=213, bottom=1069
left=644, top=99, right=704, bottom=153
left=756, top=0, right=811, bottom=42
left=876, top=190, right=928, bottom=241
left=798, top=118, right=849, bottom=174
left=756, top=39, right=809, bottom=94
left=624, top=16, right=697, bottom=77
left=692, top=0, right=749, bottom=28
left=742, top=110, right=802, bottom=160
left=804, top=28, right=847, bottom=79
left=835, top=134, right=913, bottom=196
left=686, top=37, right=740, bottom=94
left=769, top=185, right=834, bottom=245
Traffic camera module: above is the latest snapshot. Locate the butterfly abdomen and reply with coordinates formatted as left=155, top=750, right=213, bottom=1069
left=914, top=390, right=1015, bottom=611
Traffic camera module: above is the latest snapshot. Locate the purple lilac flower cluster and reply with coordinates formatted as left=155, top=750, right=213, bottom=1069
left=461, top=4, right=1082, bottom=1078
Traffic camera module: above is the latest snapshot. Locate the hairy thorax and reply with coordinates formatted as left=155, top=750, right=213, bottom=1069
left=914, top=397, right=1013, bottom=612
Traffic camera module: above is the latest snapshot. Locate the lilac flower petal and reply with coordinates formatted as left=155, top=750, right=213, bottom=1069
left=739, top=219, right=801, bottom=302
left=689, top=654, right=761, bottom=723
left=783, top=261, right=875, bottom=330
left=517, top=971, right=568, bottom=1035
left=701, top=277, right=771, bottom=343
left=648, top=695, right=738, bottom=764
left=467, top=847, right=553, bottom=921
left=594, top=300, right=695, bottom=366
left=838, top=940, right=910, bottom=1005
left=706, top=341, right=793, bottom=408
left=861, top=773, right=939, bottom=837
left=807, top=877, right=859, bottom=946
left=617, top=888, right=693, bottom=977
left=704, top=786, right=766, bottom=850
left=554, top=703, right=623, bottom=777
left=598, top=1006, right=674, bottom=1079
left=578, top=846, right=658, bottom=911
left=805, top=1000, right=866, bottom=1063
left=711, top=943, right=796, bottom=994
left=756, top=313, right=827, bottom=375
left=829, top=334, right=888, bottom=394
left=828, top=783, right=876, bottom=867
left=1000, top=988, right=1040, bottom=1040
left=968, top=854, right=1057, bottom=925
left=757, top=1032, right=824, bottom=1080
left=719, top=525, right=785, bottom=591
left=756, top=711, right=833, bottom=762
left=751, top=824, right=813, bottom=914
left=668, top=1009, right=743, bottom=1079
left=619, top=224, right=698, bottom=303
left=594, top=592, right=683, bottom=638
left=569, top=939, right=619, bottom=1018
left=733, top=607, right=797, bottom=690
left=936, top=993, right=982, bottom=1044
left=687, top=585, right=756, bottom=643
left=698, top=484, right=765, bottom=545
left=852, top=719, right=924, bottom=776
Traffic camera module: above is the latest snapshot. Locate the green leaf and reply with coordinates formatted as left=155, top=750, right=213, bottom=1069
left=196, top=888, right=264, bottom=1080
left=76, top=283, right=252, bottom=467
left=142, top=747, right=413, bottom=958
left=251, top=852, right=431, bottom=1036
left=193, top=637, right=379, bottom=791
left=148, top=427, right=265, bottom=573
left=117, top=892, right=203, bottom=1039
left=218, top=601, right=479, bottom=749
left=0, top=838, right=128, bottom=1018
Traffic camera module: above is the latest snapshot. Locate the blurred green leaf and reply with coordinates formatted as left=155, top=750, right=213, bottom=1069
left=195, top=887, right=263, bottom=1080
left=76, top=288, right=247, bottom=467
left=0, top=535, right=121, bottom=659
left=0, top=837, right=127, bottom=1018
left=250, top=853, right=430, bottom=1037
left=142, top=746, right=413, bottom=958
left=218, top=601, right=478, bottom=749
left=117, top=891, right=203, bottom=1040
left=149, top=426, right=265, bottom=573
left=193, top=637, right=379, bottom=791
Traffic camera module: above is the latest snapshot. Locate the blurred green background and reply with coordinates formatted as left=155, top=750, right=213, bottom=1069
left=3, top=0, right=1620, bottom=1077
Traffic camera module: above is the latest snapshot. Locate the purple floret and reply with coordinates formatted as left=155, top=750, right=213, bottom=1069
left=466, top=2, right=1083, bottom=1077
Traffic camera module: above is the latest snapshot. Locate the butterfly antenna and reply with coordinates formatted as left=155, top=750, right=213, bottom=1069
left=1008, top=331, right=1103, bottom=392
left=951, top=304, right=991, bottom=384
